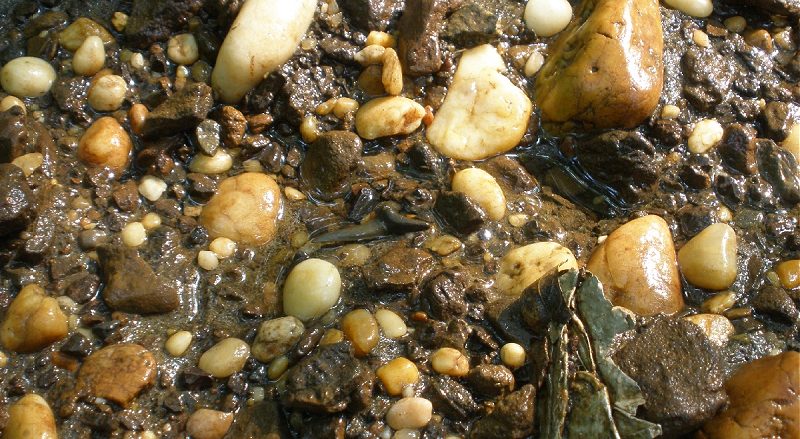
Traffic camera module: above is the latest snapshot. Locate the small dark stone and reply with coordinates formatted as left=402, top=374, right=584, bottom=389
left=182, top=366, right=213, bottom=390
left=0, top=163, right=36, bottom=237
left=125, top=0, right=205, bottom=48
left=348, top=187, right=379, bottom=222
left=519, top=271, right=571, bottom=332
left=470, top=384, right=536, bottom=439
left=282, top=343, right=374, bottom=414
left=650, top=119, right=683, bottom=147
left=338, top=0, right=400, bottom=31
left=301, top=131, right=362, bottom=200
left=676, top=204, right=719, bottom=237
left=442, top=2, right=498, bottom=48
left=681, top=46, right=733, bottom=112
left=427, top=375, right=480, bottom=420
left=421, top=270, right=468, bottom=320
left=752, top=285, right=799, bottom=324
left=51, top=76, right=90, bottom=123
left=78, top=229, right=109, bottom=251
left=406, top=141, right=445, bottom=181
left=364, top=246, right=436, bottom=294
left=679, top=164, right=711, bottom=190
left=718, top=124, right=757, bottom=175
left=141, top=82, right=214, bottom=139
left=466, top=364, right=515, bottom=398
left=61, top=333, right=94, bottom=358
left=435, top=191, right=487, bottom=235
left=397, top=0, right=448, bottom=76
left=60, top=272, right=100, bottom=304
left=760, top=101, right=791, bottom=141
left=757, top=139, right=800, bottom=204
left=483, top=155, right=538, bottom=192
left=194, top=119, right=221, bottom=156
left=97, top=245, right=180, bottom=314
left=112, top=181, right=141, bottom=212
left=715, top=174, right=746, bottom=206
left=522, top=215, right=565, bottom=241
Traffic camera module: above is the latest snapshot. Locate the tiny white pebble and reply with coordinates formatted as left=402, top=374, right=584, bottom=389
left=138, top=175, right=167, bottom=201
left=661, top=105, right=681, bottom=119
left=500, top=342, right=526, bottom=368
left=688, top=119, right=724, bottom=154
left=130, top=52, right=145, bottom=70
left=524, top=51, right=544, bottom=77
left=141, top=212, right=162, bottom=230
left=167, top=34, right=200, bottom=65
left=210, top=237, right=237, bottom=258
left=692, top=29, right=710, bottom=47
left=284, top=186, right=306, bottom=201
left=524, top=0, right=572, bottom=37
left=198, top=250, right=219, bottom=270
left=165, top=330, right=193, bottom=356
left=121, top=222, right=147, bottom=247
left=375, top=309, right=407, bottom=339
left=724, top=16, right=746, bottom=33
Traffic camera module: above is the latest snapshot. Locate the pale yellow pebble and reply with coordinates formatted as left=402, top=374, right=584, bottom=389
left=781, top=123, right=799, bottom=160
left=500, top=342, right=526, bottom=368
left=283, top=258, right=342, bottom=322
left=431, top=347, right=469, bottom=377
left=165, top=330, right=193, bottom=356
left=11, top=153, right=43, bottom=177
left=58, top=17, right=114, bottom=51
left=290, top=229, right=309, bottom=248
left=140, top=212, right=161, bottom=230
left=688, top=119, right=724, bottom=154
left=121, top=222, right=147, bottom=247
left=316, top=98, right=337, bottom=115
left=0, top=350, right=7, bottom=367
left=661, top=105, right=681, bottom=119
left=1, top=57, right=57, bottom=98
left=284, top=186, right=307, bottom=201
left=1, top=284, right=69, bottom=353
left=452, top=168, right=506, bottom=221
left=319, top=328, right=344, bottom=345
left=692, top=29, right=710, bottom=47
left=724, top=16, right=746, bottom=33
left=678, top=223, right=737, bottom=290
left=251, top=316, right=305, bottom=363
left=524, top=51, right=544, bottom=77
left=341, top=309, right=380, bottom=357
left=189, top=149, right=233, bottom=174
left=377, top=357, right=420, bottom=396
left=198, top=338, right=250, bottom=378
left=167, top=34, right=200, bottom=65
left=508, top=213, right=529, bottom=227
left=111, top=12, right=128, bottom=31
left=393, top=429, right=420, bottom=439
left=382, top=48, right=403, bottom=96
left=775, top=260, right=800, bottom=289
left=496, top=242, right=578, bottom=296
left=684, top=314, right=734, bottom=346
left=663, top=0, right=713, bottom=17
left=354, top=44, right=386, bottom=65
left=366, top=31, right=396, bottom=48
left=3, top=394, right=58, bottom=439
left=701, top=291, right=737, bottom=314
left=524, top=0, right=573, bottom=36
left=198, top=250, right=219, bottom=270
left=242, top=159, right=263, bottom=173
left=185, top=409, right=233, bottom=439
left=386, top=397, right=433, bottom=430
left=333, top=97, right=359, bottom=118
left=338, top=244, right=372, bottom=267
left=0, top=95, right=26, bottom=113
left=267, top=355, right=289, bottom=380
left=138, top=175, right=167, bottom=201
left=717, top=205, right=733, bottom=222
left=88, top=74, right=127, bottom=111
left=426, top=235, right=462, bottom=256
left=355, top=96, right=425, bottom=140
left=73, top=35, right=106, bottom=76
left=300, top=115, right=319, bottom=143
left=130, top=52, right=145, bottom=70
left=375, top=309, right=407, bottom=339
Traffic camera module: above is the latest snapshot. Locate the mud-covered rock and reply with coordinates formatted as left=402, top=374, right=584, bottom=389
left=51, top=76, right=90, bottom=123
left=0, top=109, right=55, bottom=172
left=301, top=131, right=362, bottom=200
left=435, top=191, right=487, bottom=235
left=219, top=105, right=246, bottom=148
left=466, top=364, right=515, bottom=398
left=761, top=101, right=791, bottom=141
left=125, top=0, right=205, bottom=48
left=421, top=270, right=468, bottom=320
left=718, top=123, right=757, bottom=175
left=339, top=0, right=400, bottom=31
left=281, top=343, right=374, bottom=414
left=365, top=247, right=435, bottom=294
left=470, top=384, right=536, bottom=439
left=224, top=399, right=290, bottom=438
left=76, top=344, right=157, bottom=407
left=757, top=138, right=800, bottom=204
left=752, top=285, right=799, bottom=324
left=97, top=245, right=180, bottom=314
left=427, top=375, right=480, bottom=420
left=724, top=0, right=799, bottom=18
left=576, top=130, right=658, bottom=202
left=442, top=2, right=499, bottom=48
left=682, top=46, right=733, bottom=112
left=614, top=318, right=727, bottom=437
left=141, top=82, right=214, bottom=139
left=397, top=0, right=448, bottom=76
left=483, top=155, right=538, bottom=192
left=279, top=65, right=340, bottom=125
left=0, top=164, right=36, bottom=237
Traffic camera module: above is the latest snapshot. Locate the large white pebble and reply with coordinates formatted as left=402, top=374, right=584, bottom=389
left=283, top=258, right=341, bottom=322
left=212, top=0, right=317, bottom=103
left=663, top=0, right=713, bottom=18
left=496, top=242, right=578, bottom=296
left=198, top=338, right=250, bottom=378
left=1, top=57, right=57, bottom=98
left=451, top=168, right=506, bottom=221
left=73, top=35, right=106, bottom=76
left=524, top=0, right=573, bottom=37
left=3, top=394, right=58, bottom=439
left=677, top=223, right=737, bottom=290
left=386, top=397, right=433, bottom=430
left=88, top=75, right=127, bottom=111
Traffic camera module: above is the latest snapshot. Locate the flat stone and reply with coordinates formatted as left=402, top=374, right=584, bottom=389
left=76, top=344, right=157, bottom=407
left=301, top=131, right=362, bottom=200
left=97, top=245, right=180, bottom=314
left=141, top=82, right=214, bottom=139
left=365, top=247, right=436, bottom=294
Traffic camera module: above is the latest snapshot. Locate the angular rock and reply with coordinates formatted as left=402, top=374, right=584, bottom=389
left=301, top=131, right=362, bottom=200
left=761, top=101, right=791, bottom=141
left=470, top=384, right=536, bottom=439
left=282, top=343, right=374, bottom=413
left=338, top=0, right=399, bottom=31
left=435, top=191, right=487, bottom=235
left=125, top=0, right=205, bottom=48
left=97, top=245, right=180, bottom=314
left=576, top=130, right=659, bottom=202
left=614, top=318, right=727, bottom=437
left=681, top=46, right=733, bottom=112
left=757, top=138, right=800, bottom=204
left=365, top=247, right=436, bottom=294
left=141, top=82, right=214, bottom=139
left=535, top=0, right=663, bottom=132
left=718, top=123, right=757, bottom=175
left=466, top=364, right=515, bottom=398
left=483, top=156, right=538, bottom=192
left=397, top=0, right=448, bottom=76
left=427, top=375, right=480, bottom=420
left=698, top=351, right=799, bottom=439
left=76, top=344, right=157, bottom=407
left=0, top=164, right=36, bottom=237
left=421, top=270, right=469, bottom=320
left=219, top=105, right=246, bottom=148
left=752, top=285, right=799, bottom=324
left=442, top=3, right=499, bottom=48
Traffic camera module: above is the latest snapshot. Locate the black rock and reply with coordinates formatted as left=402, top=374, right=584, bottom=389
left=282, top=343, right=374, bottom=413
left=760, top=101, right=791, bottom=141
left=338, top=0, right=400, bottom=31
left=0, top=164, right=36, bottom=237
left=301, top=131, right=362, bottom=200
left=141, top=82, right=214, bottom=139
left=421, top=270, right=469, bottom=320
left=60, top=333, right=94, bottom=358
left=681, top=46, right=733, bottom=112
left=613, top=318, right=728, bottom=437
left=182, top=366, right=214, bottom=390
left=752, top=285, right=799, bottom=324
left=59, top=272, right=100, bottom=304
left=718, top=124, right=757, bottom=175
left=97, top=245, right=180, bottom=314
left=442, top=2, right=499, bottom=48
left=435, top=191, right=487, bottom=235
left=466, top=364, right=515, bottom=398
left=428, top=375, right=480, bottom=420
left=757, top=138, right=800, bottom=204
left=676, top=204, right=719, bottom=237
left=348, top=187, right=379, bottom=222
left=397, top=0, right=448, bottom=76
left=406, top=141, right=445, bottom=181
left=470, top=384, right=536, bottom=439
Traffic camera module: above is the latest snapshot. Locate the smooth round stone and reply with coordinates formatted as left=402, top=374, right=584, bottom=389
left=78, top=116, right=133, bottom=174
left=678, top=223, right=737, bottom=290
left=251, top=316, right=305, bottom=363
left=663, top=0, right=713, bottom=17
left=3, top=394, right=57, bottom=439
left=684, top=314, right=734, bottom=346
left=283, top=258, right=341, bottom=322
left=341, top=309, right=379, bottom=357
left=165, top=331, right=192, bottom=357
left=1, top=57, right=57, bottom=98
left=386, top=397, right=433, bottom=430
left=451, top=168, right=506, bottom=221
left=524, top=0, right=573, bottom=37
left=496, top=242, right=578, bottom=296
left=377, top=357, right=420, bottom=396
left=375, top=309, right=407, bottom=339
left=198, top=338, right=250, bottom=378
left=185, top=409, right=233, bottom=439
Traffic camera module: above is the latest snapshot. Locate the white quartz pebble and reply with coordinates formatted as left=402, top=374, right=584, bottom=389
left=1, top=57, right=57, bottom=98
left=386, top=397, right=433, bottom=430
left=282, top=258, right=342, bottom=322
left=167, top=34, right=200, bottom=65
left=73, top=35, right=106, bottom=76
left=165, top=330, right=193, bottom=356
left=663, top=0, right=713, bottom=18
left=688, top=119, right=724, bottom=154
left=198, top=338, right=250, bottom=378
left=451, top=168, right=506, bottom=221
left=375, top=309, right=407, bottom=339
left=138, top=175, right=167, bottom=201
left=88, top=75, right=127, bottom=111
left=524, top=0, right=573, bottom=37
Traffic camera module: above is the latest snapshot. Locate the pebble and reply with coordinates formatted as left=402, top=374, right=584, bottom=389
left=386, top=397, right=433, bottom=430
left=200, top=173, right=283, bottom=245
left=500, top=342, right=526, bottom=368
left=684, top=314, right=734, bottom=346
left=355, top=96, right=426, bottom=139
left=267, top=355, right=290, bottom=379
left=121, top=222, right=147, bottom=247
left=382, top=48, right=403, bottom=96
left=72, top=35, right=105, bottom=76
left=338, top=244, right=372, bottom=267
left=1, top=56, right=57, bottom=98
left=341, top=309, right=380, bottom=357
left=692, top=29, right=710, bottom=47
left=524, top=50, right=544, bottom=77
left=701, top=291, right=737, bottom=314
left=0, top=284, right=69, bottom=353
left=688, top=119, right=724, bottom=154
left=195, top=119, right=221, bottom=156
left=427, top=45, right=531, bottom=160
left=320, top=328, right=345, bottom=346
left=524, top=0, right=572, bottom=37
left=189, top=149, right=233, bottom=174
left=300, top=115, right=319, bottom=143
left=723, top=16, right=746, bottom=33
left=111, top=11, right=128, bottom=31
left=366, top=31, right=396, bottom=48
left=0, top=350, right=6, bottom=367
left=167, top=33, right=200, bottom=65
left=431, top=347, right=470, bottom=377
left=0, top=95, right=25, bottom=113
left=209, top=237, right=237, bottom=258
left=141, top=212, right=161, bottom=230
left=129, top=103, right=148, bottom=134
left=3, top=394, right=57, bottom=439
left=662, top=105, right=681, bottom=119
left=377, top=357, right=420, bottom=396
left=283, top=258, right=342, bottom=322
left=496, top=242, right=578, bottom=296
left=138, top=175, right=167, bottom=201
left=76, top=344, right=157, bottom=406
left=375, top=309, right=407, bottom=338
left=663, top=0, right=713, bottom=17
left=186, top=409, right=234, bottom=439
left=354, top=44, right=386, bottom=65
left=587, top=215, right=684, bottom=316
left=452, top=168, right=506, bottom=221
left=782, top=123, right=799, bottom=160
left=87, top=74, right=127, bottom=111
left=197, top=250, right=219, bottom=270
left=11, top=153, right=43, bottom=177
left=198, top=338, right=250, bottom=378
left=251, top=316, right=305, bottom=363
left=425, top=235, right=462, bottom=256
left=677, top=223, right=737, bottom=290
left=165, top=330, right=193, bottom=356
left=776, top=260, right=800, bottom=290
left=58, top=17, right=113, bottom=51
left=78, top=116, right=133, bottom=174
left=212, top=0, right=317, bottom=103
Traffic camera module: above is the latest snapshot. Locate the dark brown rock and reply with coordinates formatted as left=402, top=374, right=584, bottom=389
left=427, top=375, right=480, bottom=420
left=470, top=384, right=536, bottom=439
left=466, top=364, right=515, bottom=398
left=112, top=180, right=141, bottom=212
left=219, top=105, right=246, bottom=148
left=682, top=46, right=734, bottom=112
left=97, top=245, right=180, bottom=314
left=761, top=101, right=791, bottom=141
left=757, top=138, right=800, bottom=204
left=718, top=124, right=757, bottom=175
left=301, top=131, right=362, bottom=200
left=435, top=191, right=486, bottom=235
left=338, top=0, right=400, bottom=31
left=442, top=2, right=499, bottom=48
left=397, top=0, right=448, bottom=76
left=125, top=0, right=205, bottom=48
left=752, top=285, right=799, bottom=324
left=0, top=164, right=36, bottom=237
left=51, top=76, right=90, bottom=124
left=421, top=270, right=468, bottom=320
left=76, top=344, right=157, bottom=407
left=141, top=82, right=214, bottom=139
left=365, top=247, right=436, bottom=294
left=483, top=155, right=538, bottom=192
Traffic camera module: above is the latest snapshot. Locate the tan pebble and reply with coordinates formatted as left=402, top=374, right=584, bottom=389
left=358, top=65, right=385, bottom=96
left=129, top=103, right=148, bottom=135
left=88, top=74, right=127, bottom=111
left=678, top=223, right=737, bottom=290
left=508, top=213, right=529, bottom=227
left=692, top=29, right=710, bottom=47
left=267, top=355, right=289, bottom=379
left=355, top=96, right=425, bottom=140
left=688, top=119, right=724, bottom=154
left=497, top=242, right=578, bottom=296
left=111, top=12, right=128, bottom=31
left=316, top=98, right=337, bottom=115
left=661, top=105, right=681, bottom=119
left=251, top=316, right=305, bottom=363
left=283, top=258, right=341, bottom=322
left=701, top=291, right=737, bottom=314
left=197, top=250, right=219, bottom=270
left=165, top=330, right=192, bottom=356
left=431, top=347, right=469, bottom=377
left=425, top=235, right=462, bottom=256
left=0, top=95, right=26, bottom=113
left=341, top=309, right=379, bottom=357
left=744, top=29, right=773, bottom=51
left=189, top=149, right=233, bottom=174
left=78, top=116, right=132, bottom=174
left=775, top=260, right=800, bottom=290
left=338, top=244, right=371, bottom=267
left=167, top=34, right=200, bottom=65
left=290, top=229, right=309, bottom=248
left=0, top=284, right=68, bottom=353
left=11, top=153, right=43, bottom=177
left=354, top=44, right=386, bottom=65
left=366, top=31, right=396, bottom=48
left=684, top=314, right=734, bottom=346
left=375, top=309, right=407, bottom=339
left=663, top=0, right=713, bottom=17
left=3, top=394, right=57, bottom=439
left=284, top=186, right=306, bottom=201
left=452, top=168, right=506, bottom=221
left=73, top=35, right=106, bottom=76
left=723, top=16, right=746, bottom=33
left=198, top=338, right=250, bottom=378
left=300, top=115, right=319, bottom=143
left=186, top=409, right=234, bottom=439
left=0, top=350, right=7, bottom=367
left=58, top=17, right=113, bottom=51
left=781, top=123, right=799, bottom=160
left=524, top=51, right=544, bottom=77
left=319, top=328, right=344, bottom=345
left=382, top=48, right=403, bottom=96
left=77, top=344, right=157, bottom=406
left=209, top=237, right=237, bottom=258
left=137, top=175, right=167, bottom=201
left=377, top=357, right=420, bottom=396
left=500, top=342, right=526, bottom=368
left=386, top=397, right=433, bottom=430
left=121, top=222, right=146, bottom=247
left=333, top=97, right=359, bottom=118
left=524, top=0, right=573, bottom=36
